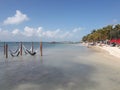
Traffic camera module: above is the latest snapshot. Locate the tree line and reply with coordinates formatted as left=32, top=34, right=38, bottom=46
left=82, top=24, right=120, bottom=42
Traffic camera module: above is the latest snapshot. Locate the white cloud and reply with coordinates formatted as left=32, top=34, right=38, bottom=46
left=0, top=29, right=9, bottom=35
left=22, top=26, right=43, bottom=37
left=59, top=31, right=72, bottom=39
left=0, top=26, right=84, bottom=41
left=0, top=29, right=13, bottom=41
left=23, top=26, right=35, bottom=37
left=72, top=27, right=84, bottom=33
left=42, top=29, right=60, bottom=38
left=37, top=27, right=43, bottom=37
left=12, top=29, right=20, bottom=35
left=3, top=10, right=29, bottom=25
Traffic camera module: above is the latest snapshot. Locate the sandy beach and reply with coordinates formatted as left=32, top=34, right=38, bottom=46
left=0, top=44, right=120, bottom=90
left=82, top=42, right=120, bottom=58
left=96, top=45, right=120, bottom=58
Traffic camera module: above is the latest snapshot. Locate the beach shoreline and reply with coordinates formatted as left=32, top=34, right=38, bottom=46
left=96, top=45, right=120, bottom=58
left=83, top=42, right=120, bottom=59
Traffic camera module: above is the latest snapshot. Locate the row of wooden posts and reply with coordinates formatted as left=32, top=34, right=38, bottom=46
left=4, top=42, right=43, bottom=58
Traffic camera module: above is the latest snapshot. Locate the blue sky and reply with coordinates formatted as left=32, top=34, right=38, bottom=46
left=0, top=0, right=120, bottom=42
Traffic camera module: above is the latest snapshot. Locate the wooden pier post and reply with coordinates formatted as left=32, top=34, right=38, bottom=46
left=40, top=42, right=42, bottom=56
left=32, top=42, right=34, bottom=53
left=5, top=44, right=8, bottom=58
left=20, top=42, right=22, bottom=56
left=4, top=42, right=6, bottom=55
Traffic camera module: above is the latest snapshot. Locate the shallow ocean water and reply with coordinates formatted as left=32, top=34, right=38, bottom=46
left=0, top=43, right=120, bottom=90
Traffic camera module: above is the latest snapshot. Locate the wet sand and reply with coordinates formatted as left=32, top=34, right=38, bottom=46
left=0, top=44, right=120, bottom=90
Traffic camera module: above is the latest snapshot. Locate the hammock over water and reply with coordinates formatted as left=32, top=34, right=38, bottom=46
left=26, top=49, right=36, bottom=56
left=9, top=44, right=37, bottom=57
left=23, top=45, right=37, bottom=56
left=9, top=48, right=20, bottom=57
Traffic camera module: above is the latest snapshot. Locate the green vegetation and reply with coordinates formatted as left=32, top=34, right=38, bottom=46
left=82, top=24, right=120, bottom=42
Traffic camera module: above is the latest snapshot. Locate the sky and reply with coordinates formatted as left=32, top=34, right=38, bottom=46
left=0, top=0, right=120, bottom=42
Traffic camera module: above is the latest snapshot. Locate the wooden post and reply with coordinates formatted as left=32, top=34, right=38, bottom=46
left=4, top=42, right=6, bottom=55
left=20, top=42, right=22, bottom=56
left=32, top=42, right=33, bottom=53
left=40, top=42, right=42, bottom=56
left=5, top=44, right=8, bottom=58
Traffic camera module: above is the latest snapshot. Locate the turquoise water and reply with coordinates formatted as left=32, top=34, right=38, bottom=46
left=0, top=43, right=92, bottom=90
left=0, top=43, right=120, bottom=90
left=0, top=42, right=66, bottom=59
left=0, top=42, right=63, bottom=51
